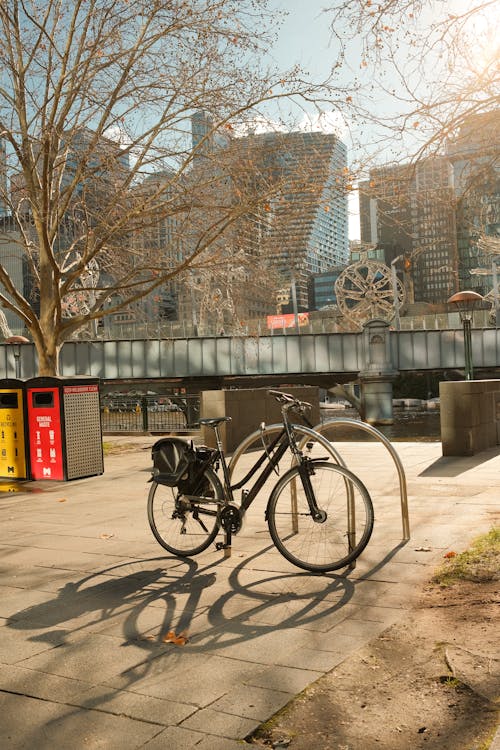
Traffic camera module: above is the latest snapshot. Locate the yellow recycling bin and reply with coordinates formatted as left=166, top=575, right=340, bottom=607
left=0, top=379, right=29, bottom=480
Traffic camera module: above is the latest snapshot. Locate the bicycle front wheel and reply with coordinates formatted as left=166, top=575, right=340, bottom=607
left=147, top=467, right=222, bottom=557
left=267, top=461, right=374, bottom=572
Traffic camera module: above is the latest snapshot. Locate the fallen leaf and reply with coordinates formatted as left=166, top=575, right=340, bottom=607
left=162, top=630, right=176, bottom=643
left=99, top=533, right=115, bottom=540
left=444, top=551, right=457, bottom=558
left=162, top=629, right=189, bottom=646
left=174, top=632, right=189, bottom=646
left=57, top=498, right=67, bottom=503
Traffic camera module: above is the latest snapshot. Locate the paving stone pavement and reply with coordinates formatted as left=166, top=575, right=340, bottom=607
left=0, top=437, right=498, bottom=749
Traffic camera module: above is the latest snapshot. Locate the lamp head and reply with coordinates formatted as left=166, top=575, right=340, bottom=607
left=447, top=290, right=484, bottom=322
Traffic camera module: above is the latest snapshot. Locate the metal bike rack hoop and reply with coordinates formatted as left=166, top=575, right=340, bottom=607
left=227, top=422, right=347, bottom=480
left=310, top=418, right=410, bottom=540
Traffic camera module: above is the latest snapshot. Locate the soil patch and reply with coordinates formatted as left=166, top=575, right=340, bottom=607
left=103, top=441, right=150, bottom=455
left=249, top=578, right=499, bottom=750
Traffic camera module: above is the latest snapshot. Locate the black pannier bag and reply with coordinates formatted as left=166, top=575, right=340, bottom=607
left=151, top=437, right=195, bottom=486
left=150, top=438, right=215, bottom=497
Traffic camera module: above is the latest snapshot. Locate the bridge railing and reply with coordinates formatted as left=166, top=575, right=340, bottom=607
left=2, top=327, right=500, bottom=380
left=100, top=394, right=200, bottom=433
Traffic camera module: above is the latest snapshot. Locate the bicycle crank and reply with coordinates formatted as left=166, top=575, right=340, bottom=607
left=220, top=503, right=243, bottom=534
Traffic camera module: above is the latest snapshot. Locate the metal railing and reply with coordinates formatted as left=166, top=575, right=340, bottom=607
left=100, top=394, right=200, bottom=433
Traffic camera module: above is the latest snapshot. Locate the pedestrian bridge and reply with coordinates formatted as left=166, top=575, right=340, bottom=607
left=2, top=324, right=500, bottom=384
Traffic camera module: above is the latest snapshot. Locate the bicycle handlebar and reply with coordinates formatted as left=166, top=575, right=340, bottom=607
left=268, top=389, right=312, bottom=414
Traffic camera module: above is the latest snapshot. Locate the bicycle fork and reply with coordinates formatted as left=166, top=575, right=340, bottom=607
left=295, top=459, right=357, bottom=560
left=297, top=459, right=327, bottom=523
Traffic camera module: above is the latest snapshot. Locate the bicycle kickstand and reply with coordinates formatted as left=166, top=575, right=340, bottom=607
left=216, top=528, right=232, bottom=559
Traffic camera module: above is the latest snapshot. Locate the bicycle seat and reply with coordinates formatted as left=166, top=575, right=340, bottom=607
left=199, top=416, right=232, bottom=427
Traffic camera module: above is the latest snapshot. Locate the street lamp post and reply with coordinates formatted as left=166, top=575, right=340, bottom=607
left=492, top=261, right=499, bottom=326
left=447, top=290, right=484, bottom=381
left=391, top=255, right=402, bottom=331
left=13, top=344, right=21, bottom=378
left=4, top=335, right=30, bottom=379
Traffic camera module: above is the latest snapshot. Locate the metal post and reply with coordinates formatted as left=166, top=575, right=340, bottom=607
left=13, top=345, right=21, bottom=378
left=190, top=273, right=198, bottom=336
left=493, top=260, right=499, bottom=327
left=141, top=397, right=149, bottom=431
left=291, top=277, right=300, bottom=333
left=463, top=318, right=473, bottom=381
left=391, top=258, right=401, bottom=330
left=448, top=290, right=483, bottom=383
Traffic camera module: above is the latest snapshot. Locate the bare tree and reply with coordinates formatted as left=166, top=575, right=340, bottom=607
left=0, top=0, right=339, bottom=374
left=325, top=0, right=498, bottom=164
left=322, top=0, right=498, bottom=307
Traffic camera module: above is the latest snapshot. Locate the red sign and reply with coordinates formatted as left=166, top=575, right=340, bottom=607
left=267, top=313, right=310, bottom=330
left=27, top=388, right=64, bottom=480
left=63, top=384, right=98, bottom=395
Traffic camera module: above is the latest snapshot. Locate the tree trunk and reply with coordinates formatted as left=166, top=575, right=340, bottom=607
left=33, top=336, right=62, bottom=377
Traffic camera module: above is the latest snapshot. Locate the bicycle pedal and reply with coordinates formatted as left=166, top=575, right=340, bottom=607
left=215, top=542, right=231, bottom=551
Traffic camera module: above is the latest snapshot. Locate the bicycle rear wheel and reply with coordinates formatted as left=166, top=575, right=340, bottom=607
left=267, top=461, right=374, bottom=572
left=148, top=467, right=222, bottom=557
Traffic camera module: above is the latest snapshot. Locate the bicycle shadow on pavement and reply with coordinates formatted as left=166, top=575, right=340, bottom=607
left=5, top=539, right=404, bottom=726
left=7, top=546, right=352, bottom=655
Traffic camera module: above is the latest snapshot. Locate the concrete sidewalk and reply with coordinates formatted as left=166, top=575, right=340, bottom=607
left=0, top=438, right=498, bottom=749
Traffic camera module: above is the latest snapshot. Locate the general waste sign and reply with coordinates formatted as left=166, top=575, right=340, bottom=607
left=27, top=388, right=64, bottom=480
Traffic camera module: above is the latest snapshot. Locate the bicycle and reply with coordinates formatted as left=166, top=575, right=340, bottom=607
left=147, top=390, right=374, bottom=572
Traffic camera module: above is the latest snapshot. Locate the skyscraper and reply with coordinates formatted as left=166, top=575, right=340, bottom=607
left=359, top=157, right=459, bottom=304
left=172, top=115, right=350, bottom=330
left=228, top=129, right=349, bottom=311
left=446, top=112, right=500, bottom=295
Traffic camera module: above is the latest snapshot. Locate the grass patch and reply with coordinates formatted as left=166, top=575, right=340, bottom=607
left=439, top=675, right=462, bottom=689
left=102, top=441, right=139, bottom=455
left=432, top=527, right=500, bottom=586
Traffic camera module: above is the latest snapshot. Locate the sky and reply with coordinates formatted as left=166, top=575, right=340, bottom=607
left=263, top=0, right=495, bottom=241
left=266, top=0, right=366, bottom=239
left=268, top=1, right=334, bottom=80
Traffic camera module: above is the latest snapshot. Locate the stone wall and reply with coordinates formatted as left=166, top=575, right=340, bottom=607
left=200, top=387, right=320, bottom=453
left=440, top=380, right=500, bottom=456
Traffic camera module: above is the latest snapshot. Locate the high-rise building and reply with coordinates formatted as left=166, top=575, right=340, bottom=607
left=126, top=170, right=184, bottom=328
left=359, top=165, right=413, bottom=266
left=446, top=112, right=500, bottom=295
left=173, top=116, right=350, bottom=330
left=0, top=217, right=31, bottom=335
left=359, top=110, right=499, bottom=306
left=308, top=266, right=346, bottom=310
left=10, top=127, right=129, bottom=213
left=228, top=129, right=350, bottom=310
left=359, top=157, right=459, bottom=304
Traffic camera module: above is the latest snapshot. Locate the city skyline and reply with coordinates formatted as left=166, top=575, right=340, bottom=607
left=265, top=0, right=495, bottom=241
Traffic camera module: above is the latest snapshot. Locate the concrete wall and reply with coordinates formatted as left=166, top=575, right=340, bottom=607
left=440, top=380, right=500, bottom=456
left=200, top=387, right=320, bottom=452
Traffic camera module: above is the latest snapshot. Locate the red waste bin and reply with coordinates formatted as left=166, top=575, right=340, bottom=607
left=26, top=377, right=103, bottom=481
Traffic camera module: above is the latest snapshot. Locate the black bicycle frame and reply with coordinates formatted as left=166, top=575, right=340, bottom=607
left=184, top=428, right=288, bottom=507
left=182, top=416, right=322, bottom=520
